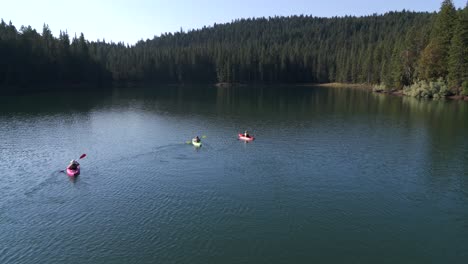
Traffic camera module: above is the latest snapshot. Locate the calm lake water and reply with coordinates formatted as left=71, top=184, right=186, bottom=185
left=1, top=85, right=467, bottom=264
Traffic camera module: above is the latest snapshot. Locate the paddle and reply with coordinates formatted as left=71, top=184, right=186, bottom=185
left=186, top=135, right=206, bottom=144
left=60, top=154, right=86, bottom=173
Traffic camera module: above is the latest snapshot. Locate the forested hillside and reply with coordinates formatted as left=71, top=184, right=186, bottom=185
left=0, top=0, right=466, bottom=96
left=0, top=25, right=111, bottom=91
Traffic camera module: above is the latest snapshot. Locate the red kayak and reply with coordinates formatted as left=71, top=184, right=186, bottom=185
left=238, top=133, right=254, bottom=141
left=66, top=166, right=80, bottom=177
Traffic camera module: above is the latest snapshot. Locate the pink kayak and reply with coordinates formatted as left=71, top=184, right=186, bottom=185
left=66, top=166, right=80, bottom=177
left=238, top=133, right=255, bottom=141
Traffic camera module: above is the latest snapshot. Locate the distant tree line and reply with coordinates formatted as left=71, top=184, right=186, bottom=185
left=0, top=0, right=466, bottom=95
left=0, top=22, right=111, bottom=92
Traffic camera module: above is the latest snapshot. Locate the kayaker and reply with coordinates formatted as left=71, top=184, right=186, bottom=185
left=244, top=131, right=250, bottom=138
left=67, top=160, right=80, bottom=170
left=193, top=136, right=201, bottom=143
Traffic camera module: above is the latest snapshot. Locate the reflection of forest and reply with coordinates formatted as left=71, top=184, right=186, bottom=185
left=372, top=93, right=468, bottom=197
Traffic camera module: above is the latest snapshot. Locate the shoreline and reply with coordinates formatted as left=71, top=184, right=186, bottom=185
left=310, top=83, right=468, bottom=101
left=3, top=82, right=467, bottom=101
left=312, top=83, right=375, bottom=89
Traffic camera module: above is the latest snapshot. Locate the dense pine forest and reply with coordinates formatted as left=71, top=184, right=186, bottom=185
left=0, top=0, right=467, bottom=97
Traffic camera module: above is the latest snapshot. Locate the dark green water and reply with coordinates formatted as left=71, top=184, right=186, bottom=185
left=1, top=85, right=468, bottom=264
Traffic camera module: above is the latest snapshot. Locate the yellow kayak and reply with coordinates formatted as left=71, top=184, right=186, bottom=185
left=192, top=139, right=202, bottom=147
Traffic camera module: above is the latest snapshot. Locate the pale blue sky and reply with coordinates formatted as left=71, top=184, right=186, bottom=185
left=1, top=0, right=466, bottom=44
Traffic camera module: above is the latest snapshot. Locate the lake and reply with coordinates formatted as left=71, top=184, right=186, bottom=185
left=1, top=85, right=467, bottom=264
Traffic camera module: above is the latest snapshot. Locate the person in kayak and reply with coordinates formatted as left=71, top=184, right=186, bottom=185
left=193, top=136, right=201, bottom=143
left=244, top=130, right=250, bottom=138
left=67, top=160, right=80, bottom=170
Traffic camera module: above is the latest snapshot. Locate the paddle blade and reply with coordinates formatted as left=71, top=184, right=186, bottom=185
left=186, top=141, right=191, bottom=144
left=202, top=135, right=207, bottom=138
left=79, top=154, right=87, bottom=159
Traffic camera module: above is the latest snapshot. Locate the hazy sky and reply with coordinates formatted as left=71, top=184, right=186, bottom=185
left=1, top=0, right=466, bottom=44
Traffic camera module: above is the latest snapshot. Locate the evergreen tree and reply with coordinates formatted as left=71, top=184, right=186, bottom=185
left=448, top=5, right=468, bottom=92
left=418, top=0, right=457, bottom=80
